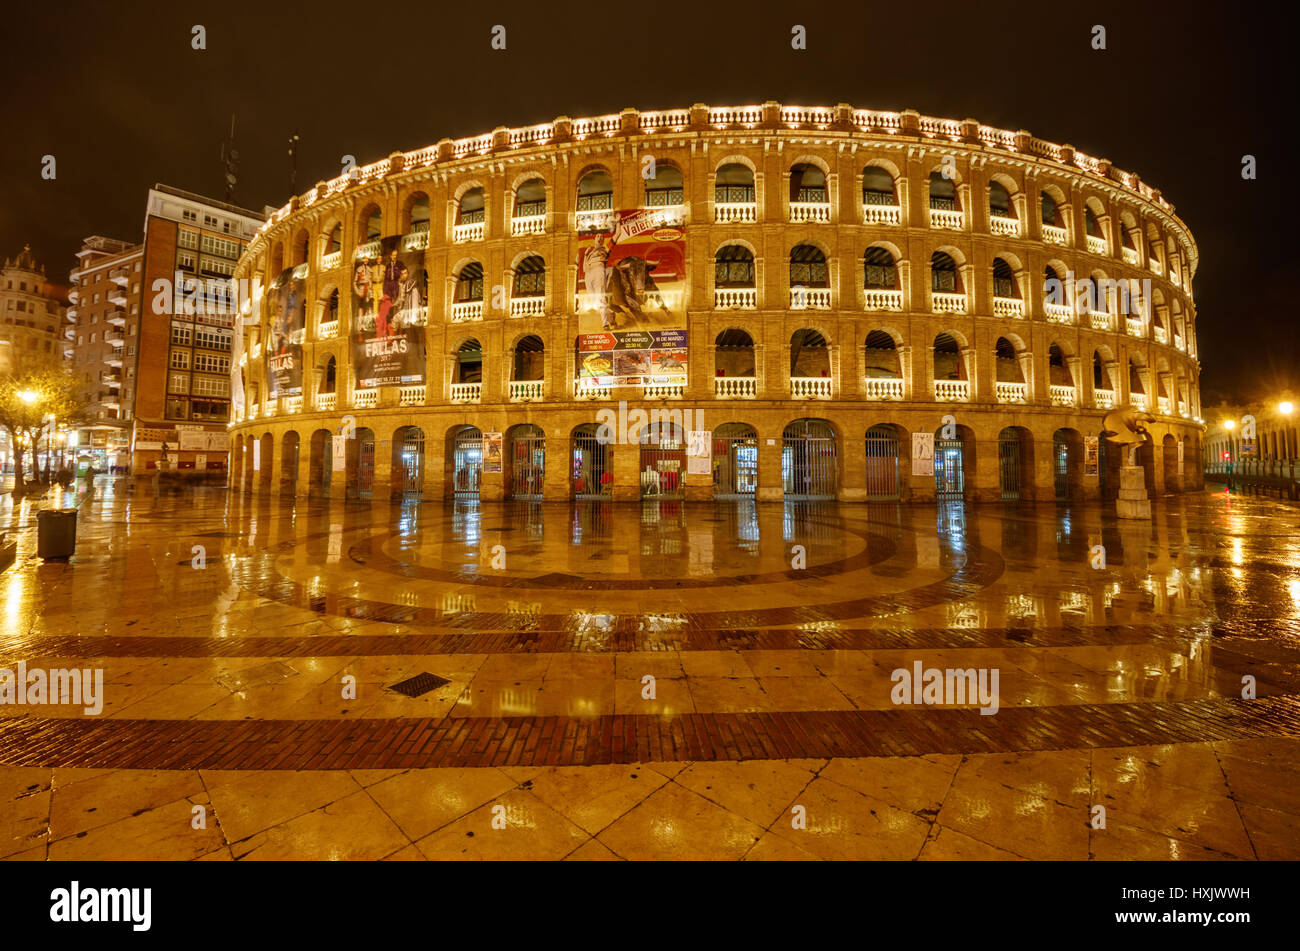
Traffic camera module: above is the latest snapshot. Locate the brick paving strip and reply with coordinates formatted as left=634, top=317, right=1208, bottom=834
left=2, top=697, right=1299, bottom=770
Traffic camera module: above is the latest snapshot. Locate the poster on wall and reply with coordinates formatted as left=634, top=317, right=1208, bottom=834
left=1084, top=436, right=1099, bottom=476
left=576, top=209, right=687, bottom=388
left=351, top=234, right=427, bottom=388
left=911, top=432, right=934, bottom=476
left=482, top=433, right=503, bottom=473
left=332, top=435, right=347, bottom=471
left=266, top=265, right=307, bottom=399
left=687, top=430, right=711, bottom=475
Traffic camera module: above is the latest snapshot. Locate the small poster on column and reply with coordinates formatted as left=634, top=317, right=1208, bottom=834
left=1084, top=436, right=1099, bottom=476
left=332, top=436, right=347, bottom=471
left=911, top=432, right=934, bottom=476
left=482, top=433, right=503, bottom=473
left=686, top=430, right=711, bottom=475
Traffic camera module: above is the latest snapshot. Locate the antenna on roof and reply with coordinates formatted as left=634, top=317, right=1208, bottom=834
left=221, top=114, right=239, bottom=201
left=288, top=130, right=301, bottom=194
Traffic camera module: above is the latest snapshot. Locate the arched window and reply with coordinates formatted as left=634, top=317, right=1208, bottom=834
left=1041, top=192, right=1061, bottom=227
left=989, top=182, right=1013, bottom=220
left=931, top=251, right=959, bottom=292
left=715, top=329, right=755, bottom=378
left=994, top=337, right=1024, bottom=383
left=789, top=163, right=827, bottom=204
left=864, top=330, right=900, bottom=379
left=789, top=245, right=828, bottom=287
left=513, top=256, right=546, bottom=297
left=514, top=179, right=546, bottom=218
left=325, top=288, right=339, bottom=324
left=512, top=334, right=545, bottom=381
left=577, top=169, right=613, bottom=210
left=322, top=355, right=337, bottom=393
left=1085, top=206, right=1100, bottom=237
left=457, top=188, right=485, bottom=225
left=363, top=207, right=382, bottom=241
left=715, top=245, right=755, bottom=287
left=1049, top=343, right=1073, bottom=385
left=455, top=339, right=483, bottom=384
left=409, top=195, right=430, bottom=233
left=645, top=164, right=683, bottom=208
left=790, top=328, right=830, bottom=377
left=862, top=166, right=895, bottom=206
left=992, top=257, right=1017, bottom=299
left=929, top=172, right=957, bottom=210
left=715, top=163, right=755, bottom=205
left=933, top=333, right=964, bottom=380
left=455, top=262, right=484, bottom=302
left=326, top=224, right=342, bottom=254
left=863, top=248, right=896, bottom=289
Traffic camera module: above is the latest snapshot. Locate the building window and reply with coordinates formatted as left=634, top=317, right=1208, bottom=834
left=170, top=325, right=192, bottom=346
left=168, top=371, right=189, bottom=393
left=193, top=352, right=230, bottom=373
left=182, top=209, right=197, bottom=222
left=195, top=329, right=232, bottom=351
left=170, top=350, right=191, bottom=369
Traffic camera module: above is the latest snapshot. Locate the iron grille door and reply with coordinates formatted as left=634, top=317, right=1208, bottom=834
left=1054, top=437, right=1069, bottom=501
left=399, top=431, right=424, bottom=496
left=572, top=433, right=611, bottom=498
left=453, top=432, right=482, bottom=498
left=864, top=428, right=900, bottom=501
left=357, top=435, right=375, bottom=498
left=511, top=435, right=545, bottom=498
left=998, top=433, right=1021, bottom=501
left=934, top=438, right=964, bottom=501
left=713, top=436, right=757, bottom=498
left=783, top=435, right=836, bottom=499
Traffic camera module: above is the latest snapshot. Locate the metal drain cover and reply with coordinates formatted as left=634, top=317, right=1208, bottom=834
left=389, top=672, right=451, bottom=698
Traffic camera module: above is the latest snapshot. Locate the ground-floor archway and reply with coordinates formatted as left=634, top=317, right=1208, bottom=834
left=347, top=428, right=376, bottom=499
left=1053, top=428, right=1084, bottom=501
left=508, top=423, right=545, bottom=499
left=308, top=429, right=331, bottom=497
left=639, top=423, right=685, bottom=500
left=447, top=425, right=482, bottom=498
left=783, top=418, right=837, bottom=500
left=997, top=426, right=1032, bottom=501
left=572, top=424, right=612, bottom=498
left=393, top=426, right=425, bottom=498
left=1162, top=433, right=1181, bottom=493
left=280, top=431, right=300, bottom=496
left=934, top=425, right=973, bottom=502
left=713, top=422, right=757, bottom=498
left=864, top=424, right=902, bottom=501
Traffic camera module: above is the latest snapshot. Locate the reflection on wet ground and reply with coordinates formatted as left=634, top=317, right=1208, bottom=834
left=1, top=480, right=1298, bottom=859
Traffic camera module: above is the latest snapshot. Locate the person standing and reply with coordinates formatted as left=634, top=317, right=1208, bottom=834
left=583, top=233, right=615, bottom=329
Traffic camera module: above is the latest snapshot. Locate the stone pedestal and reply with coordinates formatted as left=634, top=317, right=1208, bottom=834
left=1116, top=466, right=1151, bottom=519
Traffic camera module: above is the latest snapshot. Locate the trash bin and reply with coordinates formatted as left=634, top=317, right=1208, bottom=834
left=36, top=509, right=77, bottom=560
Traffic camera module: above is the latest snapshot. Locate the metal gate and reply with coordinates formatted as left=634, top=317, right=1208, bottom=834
left=510, top=433, right=545, bottom=499
left=1053, top=434, right=1069, bottom=501
left=640, top=431, right=685, bottom=499
left=998, top=431, right=1022, bottom=501
left=1099, top=436, right=1117, bottom=500
left=572, top=428, right=611, bottom=498
left=355, top=431, right=375, bottom=499
left=452, top=429, right=482, bottom=498
left=783, top=421, right=836, bottom=499
left=934, top=437, right=964, bottom=501
left=864, top=426, right=900, bottom=501
left=713, top=429, right=757, bottom=498
left=397, top=428, right=424, bottom=497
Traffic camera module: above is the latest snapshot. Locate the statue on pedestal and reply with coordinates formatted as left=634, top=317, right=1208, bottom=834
left=1102, top=408, right=1154, bottom=519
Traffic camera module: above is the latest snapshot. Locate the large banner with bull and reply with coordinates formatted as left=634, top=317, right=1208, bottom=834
left=266, top=265, right=306, bottom=399
left=351, top=234, right=427, bottom=389
left=576, top=209, right=686, bottom=387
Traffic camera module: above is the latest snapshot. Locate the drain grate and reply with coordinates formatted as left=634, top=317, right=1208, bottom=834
left=388, top=672, right=451, bottom=698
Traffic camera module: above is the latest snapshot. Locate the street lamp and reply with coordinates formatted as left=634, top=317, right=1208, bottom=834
left=17, top=390, right=37, bottom=404
left=1280, top=401, right=1294, bottom=416
left=1223, top=419, right=1235, bottom=430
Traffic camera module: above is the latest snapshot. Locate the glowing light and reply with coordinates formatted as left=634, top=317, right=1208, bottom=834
left=1223, top=419, right=1235, bottom=430
left=1281, top=401, right=1294, bottom=416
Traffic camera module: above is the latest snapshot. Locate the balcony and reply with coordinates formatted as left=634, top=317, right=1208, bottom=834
left=108, top=291, right=128, bottom=307
left=789, top=202, right=830, bottom=224
left=1154, top=326, right=1169, bottom=345
left=315, top=392, right=336, bottom=411
left=1132, top=393, right=1149, bottom=412
left=715, top=287, right=757, bottom=309
left=575, top=379, right=613, bottom=400
left=864, top=378, right=904, bottom=401
left=402, top=230, right=430, bottom=252
left=1041, top=224, right=1068, bottom=246
left=352, top=389, right=378, bottom=409
left=1093, top=389, right=1115, bottom=409
left=508, top=380, right=544, bottom=402
left=715, top=202, right=757, bottom=224
left=934, top=380, right=970, bottom=402
left=1087, top=235, right=1107, bottom=255
left=511, top=214, right=546, bottom=236
left=1127, top=317, right=1145, bottom=337
left=354, top=239, right=381, bottom=260
left=110, top=270, right=129, bottom=287
left=105, top=355, right=123, bottom=368
left=1088, top=311, right=1114, bottom=331
left=1179, top=401, right=1189, bottom=417
left=318, top=320, right=339, bottom=339
left=642, top=382, right=684, bottom=399
left=450, top=382, right=481, bottom=403
left=715, top=377, right=756, bottom=399
left=790, top=287, right=831, bottom=310
left=399, top=385, right=425, bottom=406
left=1044, top=303, right=1073, bottom=324
left=453, top=221, right=485, bottom=243
left=106, top=310, right=127, bottom=326
left=320, top=251, right=342, bottom=271
left=790, top=377, right=832, bottom=399
left=1157, top=396, right=1172, bottom=415
left=1175, top=334, right=1186, bottom=352
left=1049, top=385, right=1077, bottom=407
left=1149, top=259, right=1163, bottom=276
left=576, top=208, right=615, bottom=232
left=862, top=204, right=901, bottom=226
left=451, top=301, right=484, bottom=322
left=995, top=381, right=1027, bottom=404
left=1122, top=247, right=1139, bottom=266
left=510, top=296, right=545, bottom=318
left=284, top=396, right=303, bottom=414
left=931, top=292, right=967, bottom=314
left=989, top=215, right=1020, bottom=237
left=992, top=297, right=1024, bottom=318
left=864, top=289, right=903, bottom=312
left=929, top=208, right=964, bottom=230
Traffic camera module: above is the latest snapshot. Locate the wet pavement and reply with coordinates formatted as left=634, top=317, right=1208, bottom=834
left=1, top=479, right=1299, bottom=860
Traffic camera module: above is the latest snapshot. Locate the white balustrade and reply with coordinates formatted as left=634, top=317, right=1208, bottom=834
left=995, top=381, right=1028, bottom=404
left=715, top=202, right=757, bottom=223
left=576, top=209, right=615, bottom=232
left=1157, top=396, right=1171, bottom=415
left=509, top=380, right=545, bottom=401
left=451, top=301, right=484, bottom=322
left=642, top=382, right=684, bottom=399
left=989, top=216, right=1020, bottom=237
left=993, top=297, right=1024, bottom=318
left=715, top=287, right=757, bottom=309
left=1122, top=247, right=1140, bottom=265
left=315, top=392, right=336, bottom=411
left=1041, top=224, right=1068, bottom=246
left=714, top=377, right=756, bottom=399
left=929, top=208, right=964, bottom=230
left=931, top=292, right=968, bottom=314
left=933, top=380, right=970, bottom=402
left=1127, top=317, right=1145, bottom=337
left=864, top=378, right=904, bottom=400
left=399, top=386, right=425, bottom=406
left=575, top=379, right=612, bottom=399
left=1149, top=259, right=1163, bottom=276
left=1089, top=311, right=1113, bottom=331
left=510, top=296, right=545, bottom=317
left=317, top=320, right=339, bottom=339
left=450, top=382, right=482, bottom=403
left=1132, top=393, right=1149, bottom=411
left=402, top=231, right=430, bottom=252
left=511, top=214, right=546, bottom=236
left=284, top=396, right=303, bottom=414
left=790, top=287, right=831, bottom=309
left=1093, top=389, right=1115, bottom=409
left=790, top=377, right=832, bottom=399
left=1049, top=384, right=1077, bottom=406
left=1154, top=325, right=1169, bottom=344
left=862, top=204, right=901, bottom=225
left=453, top=221, right=484, bottom=242
left=863, top=289, right=902, bottom=311
left=1044, top=302, right=1074, bottom=323
left=789, top=202, right=831, bottom=223
left=320, top=251, right=342, bottom=270
left=352, top=389, right=377, bottom=409
left=1087, top=235, right=1107, bottom=255
left=354, top=240, right=381, bottom=260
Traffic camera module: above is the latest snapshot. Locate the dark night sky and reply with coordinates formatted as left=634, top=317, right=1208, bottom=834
left=1, top=0, right=1290, bottom=405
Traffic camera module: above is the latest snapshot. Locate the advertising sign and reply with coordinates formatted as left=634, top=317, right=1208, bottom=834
left=1084, top=436, right=1099, bottom=476
left=331, top=435, right=347, bottom=471
left=912, top=432, right=934, bottom=476
left=266, top=265, right=306, bottom=399
left=687, top=430, right=712, bottom=475
left=351, top=234, right=427, bottom=388
left=482, top=433, right=503, bottom=473
left=576, top=209, right=686, bottom=387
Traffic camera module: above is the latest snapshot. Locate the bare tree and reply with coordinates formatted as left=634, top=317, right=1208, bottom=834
left=0, top=356, right=86, bottom=499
